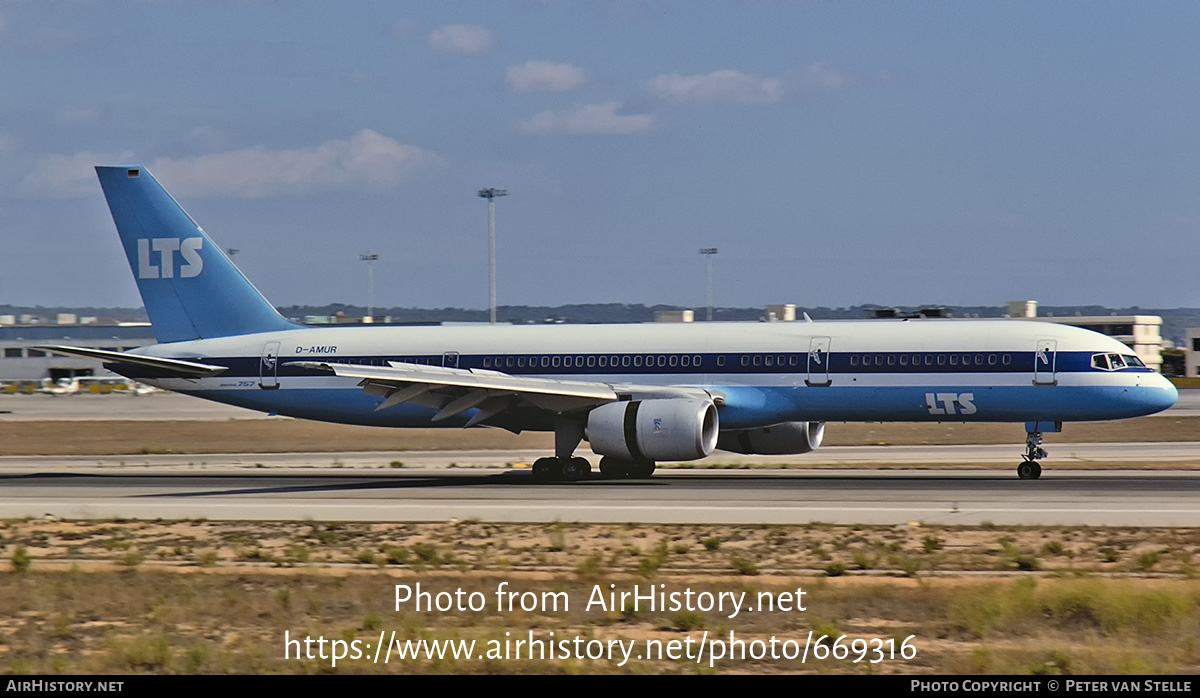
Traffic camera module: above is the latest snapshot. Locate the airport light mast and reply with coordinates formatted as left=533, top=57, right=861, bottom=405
left=360, top=253, right=378, bottom=321
left=699, top=247, right=718, bottom=321
left=477, top=188, right=508, bottom=324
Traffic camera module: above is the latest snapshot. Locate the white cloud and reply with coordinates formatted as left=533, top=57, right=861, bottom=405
left=22, top=130, right=441, bottom=199
left=428, top=24, right=494, bottom=55
left=19, top=150, right=135, bottom=198
left=648, top=70, right=783, bottom=105
left=151, top=130, right=441, bottom=198
left=520, top=102, right=653, bottom=136
left=507, top=61, right=587, bottom=93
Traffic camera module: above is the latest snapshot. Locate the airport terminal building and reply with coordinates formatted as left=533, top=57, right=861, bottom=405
left=0, top=324, right=156, bottom=382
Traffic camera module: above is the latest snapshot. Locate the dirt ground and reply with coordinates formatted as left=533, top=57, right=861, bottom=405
left=2, top=519, right=1198, bottom=674
left=6, top=519, right=1197, bottom=578
left=3, top=415, right=1198, bottom=674
left=1, top=414, right=1198, bottom=456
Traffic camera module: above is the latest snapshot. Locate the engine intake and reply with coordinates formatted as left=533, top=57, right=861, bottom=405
left=587, top=399, right=718, bottom=462
left=717, top=421, right=825, bottom=455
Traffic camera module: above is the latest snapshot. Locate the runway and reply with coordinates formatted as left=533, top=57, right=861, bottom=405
left=4, top=441, right=1200, bottom=471
left=1, top=460, right=1196, bottom=526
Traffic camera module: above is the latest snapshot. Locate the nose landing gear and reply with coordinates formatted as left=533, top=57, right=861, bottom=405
left=1018, top=421, right=1060, bottom=480
left=1018, top=431, right=1046, bottom=479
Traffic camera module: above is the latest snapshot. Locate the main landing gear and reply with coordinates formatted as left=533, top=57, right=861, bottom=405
left=1017, top=421, right=1059, bottom=480
left=531, top=416, right=592, bottom=483
left=530, top=455, right=658, bottom=482
left=532, top=456, right=592, bottom=482
left=530, top=415, right=658, bottom=483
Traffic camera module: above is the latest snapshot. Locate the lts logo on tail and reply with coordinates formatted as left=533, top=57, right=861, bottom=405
left=138, top=237, right=204, bottom=279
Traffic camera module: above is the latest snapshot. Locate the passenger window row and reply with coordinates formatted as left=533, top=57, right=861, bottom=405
left=850, top=354, right=1011, bottom=367
left=483, top=354, right=705, bottom=369
left=325, top=351, right=1140, bottom=373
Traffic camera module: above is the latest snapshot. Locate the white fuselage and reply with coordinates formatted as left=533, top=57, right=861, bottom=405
left=122, top=318, right=1176, bottom=430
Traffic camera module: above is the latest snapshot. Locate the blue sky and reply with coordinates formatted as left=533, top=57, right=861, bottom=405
left=1, top=1, right=1198, bottom=311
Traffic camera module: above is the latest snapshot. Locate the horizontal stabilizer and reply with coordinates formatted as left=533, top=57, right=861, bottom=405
left=37, top=345, right=228, bottom=377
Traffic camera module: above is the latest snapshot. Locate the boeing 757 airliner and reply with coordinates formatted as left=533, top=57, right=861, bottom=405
left=43, top=166, right=1177, bottom=481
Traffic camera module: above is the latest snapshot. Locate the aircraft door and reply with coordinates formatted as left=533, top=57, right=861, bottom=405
left=806, top=336, right=832, bottom=387
left=259, top=341, right=280, bottom=390
left=1033, top=339, right=1057, bottom=386
left=442, top=352, right=460, bottom=368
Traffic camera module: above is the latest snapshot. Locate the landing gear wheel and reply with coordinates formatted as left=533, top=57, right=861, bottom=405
left=599, top=456, right=631, bottom=479
left=532, top=457, right=560, bottom=482
left=561, top=457, right=591, bottom=482
left=1019, top=429, right=1048, bottom=480
left=627, top=460, right=657, bottom=479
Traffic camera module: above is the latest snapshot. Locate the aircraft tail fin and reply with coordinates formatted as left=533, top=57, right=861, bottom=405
left=95, top=166, right=300, bottom=343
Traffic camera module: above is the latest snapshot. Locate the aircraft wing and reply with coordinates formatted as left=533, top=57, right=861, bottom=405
left=36, top=345, right=228, bottom=378
left=287, top=360, right=629, bottom=427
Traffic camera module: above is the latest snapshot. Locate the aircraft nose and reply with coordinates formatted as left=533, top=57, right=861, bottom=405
left=1143, top=374, right=1178, bottom=415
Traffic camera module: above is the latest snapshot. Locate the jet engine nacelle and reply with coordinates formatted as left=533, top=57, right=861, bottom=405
left=717, top=421, right=825, bottom=455
left=587, top=399, right=718, bottom=462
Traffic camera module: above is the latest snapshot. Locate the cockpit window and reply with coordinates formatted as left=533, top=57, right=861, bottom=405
left=1092, top=353, right=1146, bottom=370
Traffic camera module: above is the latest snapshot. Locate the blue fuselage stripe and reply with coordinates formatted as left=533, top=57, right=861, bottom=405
left=181, top=382, right=1170, bottom=431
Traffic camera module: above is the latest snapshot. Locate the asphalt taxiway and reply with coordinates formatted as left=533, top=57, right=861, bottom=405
left=0, top=460, right=1195, bottom=526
